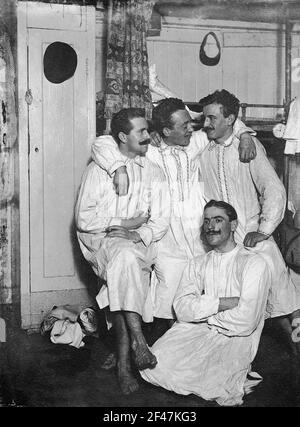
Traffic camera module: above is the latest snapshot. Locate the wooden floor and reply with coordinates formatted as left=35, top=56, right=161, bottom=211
left=0, top=315, right=300, bottom=408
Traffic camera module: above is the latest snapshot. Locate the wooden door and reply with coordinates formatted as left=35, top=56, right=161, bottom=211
left=28, top=28, right=92, bottom=292
left=18, top=3, right=96, bottom=328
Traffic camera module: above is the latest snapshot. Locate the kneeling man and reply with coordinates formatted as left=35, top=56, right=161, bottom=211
left=75, top=108, right=169, bottom=394
left=141, top=200, right=271, bottom=406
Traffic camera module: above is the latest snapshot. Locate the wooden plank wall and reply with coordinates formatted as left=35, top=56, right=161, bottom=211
left=146, top=17, right=300, bottom=211
left=95, top=13, right=300, bottom=116
left=0, top=1, right=19, bottom=326
left=95, top=13, right=300, bottom=210
left=147, top=17, right=300, bottom=117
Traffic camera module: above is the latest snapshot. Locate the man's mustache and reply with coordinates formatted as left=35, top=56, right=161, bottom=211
left=139, top=139, right=151, bottom=146
left=203, top=127, right=214, bottom=133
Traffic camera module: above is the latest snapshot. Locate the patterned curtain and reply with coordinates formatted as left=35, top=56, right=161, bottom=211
left=104, top=0, right=156, bottom=120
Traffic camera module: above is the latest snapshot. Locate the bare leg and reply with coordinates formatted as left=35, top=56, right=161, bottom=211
left=113, top=312, right=139, bottom=395
left=124, top=311, right=157, bottom=370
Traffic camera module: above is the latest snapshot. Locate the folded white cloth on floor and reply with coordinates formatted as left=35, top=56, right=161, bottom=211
left=78, top=308, right=98, bottom=335
left=283, top=98, right=300, bottom=155
left=41, top=304, right=82, bottom=335
left=50, top=319, right=84, bottom=349
left=41, top=305, right=98, bottom=342
left=47, top=305, right=81, bottom=322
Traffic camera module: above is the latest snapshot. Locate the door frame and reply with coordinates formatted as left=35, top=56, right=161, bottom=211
left=17, top=1, right=96, bottom=330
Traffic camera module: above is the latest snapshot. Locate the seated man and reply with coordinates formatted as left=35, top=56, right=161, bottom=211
left=75, top=108, right=170, bottom=395
left=141, top=200, right=271, bottom=407
left=198, top=89, right=300, bottom=342
left=91, top=98, right=256, bottom=330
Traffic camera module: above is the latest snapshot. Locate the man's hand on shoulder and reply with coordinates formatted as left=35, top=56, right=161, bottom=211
left=105, top=226, right=141, bottom=243
left=243, top=231, right=269, bottom=248
left=113, top=166, right=129, bottom=196
left=150, top=131, right=163, bottom=147
left=238, top=133, right=257, bottom=163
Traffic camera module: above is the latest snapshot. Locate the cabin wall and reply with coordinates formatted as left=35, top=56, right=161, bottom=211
left=0, top=0, right=19, bottom=327
left=147, top=16, right=300, bottom=117
left=146, top=16, right=300, bottom=210
left=95, top=13, right=300, bottom=210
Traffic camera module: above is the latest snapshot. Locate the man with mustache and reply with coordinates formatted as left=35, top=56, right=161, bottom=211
left=75, top=108, right=170, bottom=395
left=91, top=98, right=255, bottom=331
left=198, top=89, right=300, bottom=345
left=141, top=200, right=271, bottom=406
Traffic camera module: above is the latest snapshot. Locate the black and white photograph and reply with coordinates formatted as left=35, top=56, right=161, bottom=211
left=1, top=0, right=300, bottom=411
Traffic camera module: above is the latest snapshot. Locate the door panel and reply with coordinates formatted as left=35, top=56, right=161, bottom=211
left=28, top=29, right=93, bottom=292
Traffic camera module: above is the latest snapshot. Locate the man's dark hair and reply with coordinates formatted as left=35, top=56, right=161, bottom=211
left=204, top=200, right=238, bottom=222
left=110, top=108, right=145, bottom=145
left=199, top=89, right=240, bottom=121
left=151, top=98, right=186, bottom=137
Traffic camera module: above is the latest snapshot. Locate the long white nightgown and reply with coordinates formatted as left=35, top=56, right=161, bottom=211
left=199, top=135, right=300, bottom=318
left=141, top=245, right=271, bottom=407
left=91, top=121, right=252, bottom=319
left=75, top=153, right=169, bottom=321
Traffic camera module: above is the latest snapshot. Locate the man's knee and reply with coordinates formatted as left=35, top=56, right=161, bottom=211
left=105, top=239, right=137, bottom=263
left=114, top=246, right=138, bottom=265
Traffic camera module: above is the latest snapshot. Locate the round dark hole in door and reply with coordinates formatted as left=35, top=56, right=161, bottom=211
left=43, top=41, right=77, bottom=84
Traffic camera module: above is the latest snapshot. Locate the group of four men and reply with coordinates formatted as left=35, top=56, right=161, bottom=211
left=75, top=89, right=300, bottom=406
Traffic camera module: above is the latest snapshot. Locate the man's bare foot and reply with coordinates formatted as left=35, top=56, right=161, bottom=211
left=132, top=341, right=157, bottom=370
left=101, top=352, right=117, bottom=370
left=117, top=364, right=139, bottom=395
